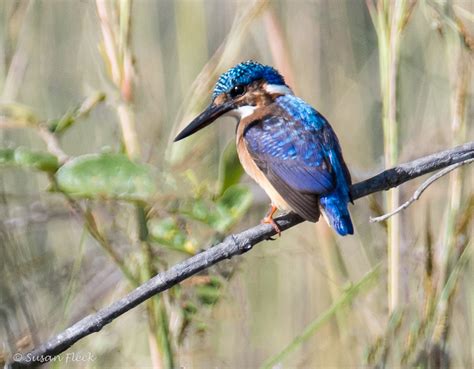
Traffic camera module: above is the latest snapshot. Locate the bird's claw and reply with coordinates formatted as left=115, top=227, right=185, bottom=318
left=261, top=204, right=281, bottom=239
left=261, top=216, right=282, bottom=238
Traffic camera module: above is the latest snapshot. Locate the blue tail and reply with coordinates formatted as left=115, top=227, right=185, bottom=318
left=319, top=192, right=354, bottom=236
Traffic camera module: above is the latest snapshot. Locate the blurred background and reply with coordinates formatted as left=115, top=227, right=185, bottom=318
left=0, top=0, right=472, bottom=368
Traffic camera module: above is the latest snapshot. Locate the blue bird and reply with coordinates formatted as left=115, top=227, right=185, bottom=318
left=175, top=61, right=354, bottom=236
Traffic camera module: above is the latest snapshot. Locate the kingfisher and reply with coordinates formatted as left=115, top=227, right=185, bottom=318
left=175, top=61, right=353, bottom=236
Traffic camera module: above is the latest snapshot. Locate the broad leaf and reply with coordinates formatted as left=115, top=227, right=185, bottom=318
left=0, top=147, right=59, bottom=172
left=56, top=153, right=156, bottom=201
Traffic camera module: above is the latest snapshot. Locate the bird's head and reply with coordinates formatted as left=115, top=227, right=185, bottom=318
left=174, top=60, right=292, bottom=141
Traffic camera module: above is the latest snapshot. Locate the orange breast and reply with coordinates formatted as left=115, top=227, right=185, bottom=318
left=235, top=119, right=292, bottom=211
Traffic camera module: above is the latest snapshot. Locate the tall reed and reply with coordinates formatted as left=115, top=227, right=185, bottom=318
left=96, top=1, right=174, bottom=367
left=367, top=0, right=415, bottom=312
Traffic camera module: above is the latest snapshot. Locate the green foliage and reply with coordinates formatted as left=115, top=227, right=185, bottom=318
left=48, top=92, right=106, bottom=134
left=212, top=185, right=252, bottom=231
left=0, top=147, right=59, bottom=172
left=56, top=153, right=156, bottom=201
left=149, top=184, right=251, bottom=253
left=182, top=184, right=252, bottom=233
left=148, top=217, right=196, bottom=254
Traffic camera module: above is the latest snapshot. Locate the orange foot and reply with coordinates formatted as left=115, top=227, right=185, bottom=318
left=261, top=204, right=281, bottom=237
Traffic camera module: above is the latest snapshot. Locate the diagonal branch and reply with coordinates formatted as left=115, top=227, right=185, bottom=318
left=7, top=141, right=474, bottom=368
left=370, top=158, right=474, bottom=222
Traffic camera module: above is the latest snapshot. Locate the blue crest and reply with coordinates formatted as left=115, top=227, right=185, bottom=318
left=212, top=61, right=286, bottom=99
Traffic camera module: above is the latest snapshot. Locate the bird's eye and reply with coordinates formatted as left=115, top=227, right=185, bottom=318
left=229, top=85, right=245, bottom=98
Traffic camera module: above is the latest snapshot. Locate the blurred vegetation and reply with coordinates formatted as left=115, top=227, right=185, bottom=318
left=0, top=0, right=472, bottom=368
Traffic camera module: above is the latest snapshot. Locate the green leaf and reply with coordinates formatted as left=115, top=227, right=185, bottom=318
left=49, top=92, right=106, bottom=133
left=180, top=185, right=251, bottom=232
left=217, top=140, right=244, bottom=195
left=148, top=217, right=196, bottom=253
left=189, top=199, right=212, bottom=222
left=180, top=197, right=212, bottom=224
left=56, top=153, right=156, bottom=201
left=210, top=184, right=252, bottom=232
left=0, top=147, right=59, bottom=172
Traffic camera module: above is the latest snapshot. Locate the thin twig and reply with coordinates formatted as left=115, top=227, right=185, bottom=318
left=370, top=158, right=474, bottom=222
left=6, top=142, right=474, bottom=368
left=36, top=125, right=69, bottom=164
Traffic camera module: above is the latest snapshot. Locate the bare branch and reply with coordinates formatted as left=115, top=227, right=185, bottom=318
left=350, top=142, right=474, bottom=199
left=370, top=158, right=474, bottom=222
left=6, top=141, right=474, bottom=368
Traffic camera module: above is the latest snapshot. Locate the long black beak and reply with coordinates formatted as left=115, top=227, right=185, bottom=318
left=174, top=101, right=235, bottom=142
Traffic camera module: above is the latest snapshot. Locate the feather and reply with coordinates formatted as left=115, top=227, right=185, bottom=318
left=242, top=95, right=351, bottom=223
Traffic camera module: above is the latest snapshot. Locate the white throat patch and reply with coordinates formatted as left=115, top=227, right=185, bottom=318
left=231, top=105, right=256, bottom=119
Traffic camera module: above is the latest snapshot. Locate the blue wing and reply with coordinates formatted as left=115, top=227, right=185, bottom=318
left=244, top=95, right=351, bottom=221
